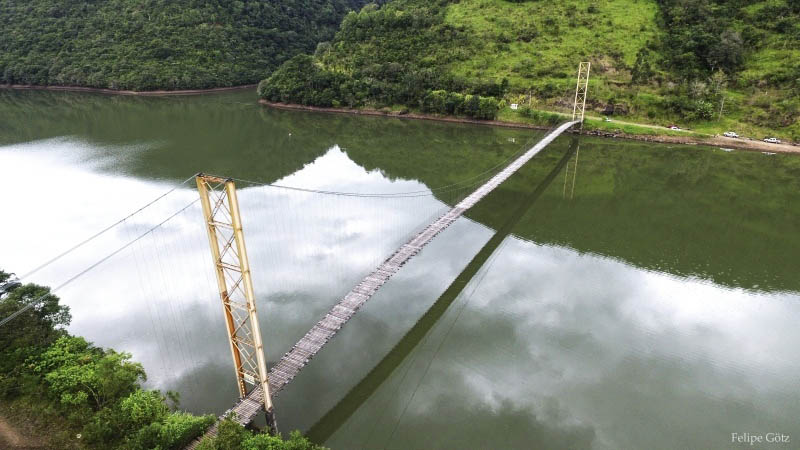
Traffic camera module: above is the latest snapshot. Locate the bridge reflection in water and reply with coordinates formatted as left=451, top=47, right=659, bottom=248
left=307, top=137, right=580, bottom=443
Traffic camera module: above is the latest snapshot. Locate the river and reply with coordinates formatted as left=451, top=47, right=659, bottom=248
left=1, top=89, right=799, bottom=449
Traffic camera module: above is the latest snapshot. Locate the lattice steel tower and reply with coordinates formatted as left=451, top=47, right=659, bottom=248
left=196, top=174, right=277, bottom=434
left=572, top=62, right=591, bottom=125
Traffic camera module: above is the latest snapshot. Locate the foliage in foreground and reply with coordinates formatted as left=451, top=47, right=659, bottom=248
left=196, top=416, right=325, bottom=450
left=0, top=0, right=377, bottom=90
left=0, top=269, right=318, bottom=450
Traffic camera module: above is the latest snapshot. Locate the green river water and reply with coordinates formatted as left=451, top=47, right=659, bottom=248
left=1, top=89, right=799, bottom=449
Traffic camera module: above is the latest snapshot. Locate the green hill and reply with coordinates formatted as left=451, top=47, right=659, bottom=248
left=259, top=0, right=800, bottom=140
left=0, top=0, right=376, bottom=91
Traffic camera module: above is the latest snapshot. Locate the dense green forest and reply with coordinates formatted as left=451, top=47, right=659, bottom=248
left=0, top=0, right=378, bottom=90
left=259, top=1, right=506, bottom=119
left=0, top=269, right=322, bottom=449
left=259, top=0, right=800, bottom=139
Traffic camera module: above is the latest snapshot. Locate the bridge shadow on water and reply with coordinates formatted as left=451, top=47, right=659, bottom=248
left=306, top=137, right=581, bottom=443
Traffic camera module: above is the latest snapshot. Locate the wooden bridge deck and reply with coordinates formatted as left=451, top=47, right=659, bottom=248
left=185, top=121, right=577, bottom=449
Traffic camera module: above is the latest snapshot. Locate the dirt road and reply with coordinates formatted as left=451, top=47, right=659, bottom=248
left=0, top=415, right=44, bottom=449
left=0, top=416, right=24, bottom=447
left=708, top=135, right=799, bottom=154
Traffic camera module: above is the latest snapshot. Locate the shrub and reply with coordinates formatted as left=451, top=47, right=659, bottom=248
left=201, top=416, right=324, bottom=450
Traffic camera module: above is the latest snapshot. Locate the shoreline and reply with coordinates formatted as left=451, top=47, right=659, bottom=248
left=260, top=99, right=553, bottom=131
left=1, top=86, right=794, bottom=154
left=0, top=83, right=257, bottom=96
left=260, top=100, right=800, bottom=155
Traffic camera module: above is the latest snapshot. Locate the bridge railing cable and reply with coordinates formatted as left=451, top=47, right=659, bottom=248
left=17, top=175, right=196, bottom=283
left=0, top=198, right=200, bottom=328
left=4, top=117, right=574, bottom=329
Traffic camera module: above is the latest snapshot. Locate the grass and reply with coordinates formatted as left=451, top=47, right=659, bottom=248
left=444, top=0, right=659, bottom=89
left=264, top=0, right=798, bottom=141
left=582, top=118, right=707, bottom=138
left=496, top=106, right=706, bottom=138
left=437, top=0, right=798, bottom=142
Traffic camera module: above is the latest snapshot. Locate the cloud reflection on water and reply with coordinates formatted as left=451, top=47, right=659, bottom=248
left=326, top=237, right=800, bottom=449
left=3, top=135, right=800, bottom=449
left=0, top=139, right=454, bottom=415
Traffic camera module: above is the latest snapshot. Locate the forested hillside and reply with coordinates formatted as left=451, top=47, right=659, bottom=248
left=260, top=0, right=800, bottom=139
left=0, top=0, right=377, bottom=91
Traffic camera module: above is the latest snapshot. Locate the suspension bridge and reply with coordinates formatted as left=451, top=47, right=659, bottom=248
left=1, top=64, right=591, bottom=448
left=185, top=119, right=578, bottom=447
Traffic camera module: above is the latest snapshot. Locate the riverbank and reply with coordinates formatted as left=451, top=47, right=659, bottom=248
left=260, top=100, right=800, bottom=155
left=1, top=84, right=256, bottom=96
left=583, top=129, right=800, bottom=154
left=260, top=100, right=556, bottom=130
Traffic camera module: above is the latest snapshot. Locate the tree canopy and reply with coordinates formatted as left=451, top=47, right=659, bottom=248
left=259, top=1, right=507, bottom=119
left=0, top=0, right=378, bottom=90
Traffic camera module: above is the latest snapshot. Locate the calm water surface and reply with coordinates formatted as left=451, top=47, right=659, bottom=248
left=1, top=89, right=799, bottom=449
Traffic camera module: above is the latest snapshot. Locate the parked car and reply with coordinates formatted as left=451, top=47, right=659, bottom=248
left=604, top=117, right=612, bottom=122
left=764, top=137, right=781, bottom=144
left=669, top=125, right=681, bottom=130
left=723, top=131, right=739, bottom=138
left=0, top=274, right=21, bottom=298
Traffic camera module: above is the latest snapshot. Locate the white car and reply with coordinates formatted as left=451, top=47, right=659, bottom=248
left=669, top=126, right=681, bottom=130
left=723, top=131, right=739, bottom=138
left=764, top=137, right=781, bottom=144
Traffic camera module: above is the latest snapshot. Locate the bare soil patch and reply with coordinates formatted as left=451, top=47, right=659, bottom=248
left=0, top=414, right=45, bottom=449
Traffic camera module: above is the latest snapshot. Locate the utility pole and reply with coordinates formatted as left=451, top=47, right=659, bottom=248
left=572, top=62, right=591, bottom=127
left=196, top=174, right=278, bottom=435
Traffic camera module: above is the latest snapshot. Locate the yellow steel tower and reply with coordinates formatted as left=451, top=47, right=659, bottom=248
left=572, top=62, right=591, bottom=126
left=196, top=174, right=277, bottom=434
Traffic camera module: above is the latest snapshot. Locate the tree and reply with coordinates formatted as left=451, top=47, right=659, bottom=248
left=197, top=415, right=325, bottom=450
left=710, top=70, right=728, bottom=119
left=0, top=0, right=378, bottom=91
left=215, top=415, right=250, bottom=450
left=631, top=48, right=654, bottom=84
left=121, top=390, right=170, bottom=429
left=709, top=29, right=744, bottom=73
left=31, top=336, right=146, bottom=412
left=462, top=95, right=481, bottom=118
left=0, top=272, right=71, bottom=385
